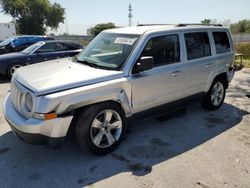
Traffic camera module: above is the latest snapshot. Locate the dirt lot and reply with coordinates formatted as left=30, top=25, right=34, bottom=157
left=0, top=69, right=249, bottom=188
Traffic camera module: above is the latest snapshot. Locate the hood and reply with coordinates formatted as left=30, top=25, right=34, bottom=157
left=0, top=52, right=25, bottom=60
left=15, top=58, right=123, bottom=95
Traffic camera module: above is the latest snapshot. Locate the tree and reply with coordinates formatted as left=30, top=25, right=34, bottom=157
left=230, top=20, right=250, bottom=34
left=0, top=0, right=65, bottom=35
left=221, top=19, right=231, bottom=28
left=91, top=23, right=116, bottom=37
left=201, top=19, right=211, bottom=24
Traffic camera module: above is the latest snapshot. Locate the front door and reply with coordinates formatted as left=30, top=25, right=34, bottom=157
left=131, top=34, right=185, bottom=113
left=31, top=43, right=66, bottom=63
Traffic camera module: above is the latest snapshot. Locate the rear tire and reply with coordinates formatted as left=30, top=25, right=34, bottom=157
left=202, top=78, right=226, bottom=110
left=75, top=102, right=126, bottom=155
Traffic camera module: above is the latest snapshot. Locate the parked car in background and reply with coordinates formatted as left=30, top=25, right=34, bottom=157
left=0, top=40, right=83, bottom=77
left=0, top=35, right=55, bottom=55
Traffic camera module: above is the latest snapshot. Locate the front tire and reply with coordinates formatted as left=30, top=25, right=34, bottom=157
left=75, top=102, right=126, bottom=155
left=7, top=63, right=23, bottom=78
left=202, top=78, right=226, bottom=110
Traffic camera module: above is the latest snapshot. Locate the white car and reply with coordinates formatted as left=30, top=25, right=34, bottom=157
left=3, top=24, right=235, bottom=154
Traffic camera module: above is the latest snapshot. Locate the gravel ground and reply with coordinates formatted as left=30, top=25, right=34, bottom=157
left=0, top=69, right=249, bottom=188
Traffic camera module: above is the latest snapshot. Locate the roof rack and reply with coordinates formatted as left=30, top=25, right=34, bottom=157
left=137, top=24, right=174, bottom=27
left=137, top=23, right=223, bottom=27
left=176, top=23, right=223, bottom=27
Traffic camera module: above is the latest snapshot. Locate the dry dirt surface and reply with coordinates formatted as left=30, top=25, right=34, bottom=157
left=0, top=69, right=249, bottom=188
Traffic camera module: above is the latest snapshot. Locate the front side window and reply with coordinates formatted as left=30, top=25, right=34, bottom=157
left=22, top=42, right=43, bottom=54
left=77, top=33, right=140, bottom=70
left=36, top=43, right=64, bottom=53
left=36, top=43, right=56, bottom=53
left=185, top=32, right=211, bottom=60
left=140, top=34, right=180, bottom=66
left=213, top=32, right=231, bottom=54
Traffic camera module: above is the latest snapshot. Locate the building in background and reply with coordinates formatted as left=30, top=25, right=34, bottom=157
left=0, top=23, right=16, bottom=42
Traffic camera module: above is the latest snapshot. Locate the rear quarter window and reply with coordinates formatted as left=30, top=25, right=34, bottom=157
left=213, top=32, right=231, bottom=54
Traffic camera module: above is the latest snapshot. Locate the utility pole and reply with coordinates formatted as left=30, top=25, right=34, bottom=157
left=128, top=4, right=133, bottom=27
left=65, top=12, right=68, bottom=34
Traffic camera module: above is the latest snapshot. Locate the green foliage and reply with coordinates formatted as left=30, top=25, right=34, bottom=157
left=91, top=23, right=117, bottom=37
left=201, top=19, right=211, bottom=24
left=230, top=20, right=250, bottom=34
left=0, top=0, right=65, bottom=35
left=235, top=42, right=250, bottom=59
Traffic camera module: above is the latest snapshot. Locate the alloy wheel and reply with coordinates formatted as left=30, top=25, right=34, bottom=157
left=90, top=109, right=123, bottom=148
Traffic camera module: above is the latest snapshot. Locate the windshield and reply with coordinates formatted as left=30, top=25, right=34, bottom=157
left=0, top=37, right=16, bottom=46
left=22, top=42, right=43, bottom=54
left=77, top=33, right=140, bottom=70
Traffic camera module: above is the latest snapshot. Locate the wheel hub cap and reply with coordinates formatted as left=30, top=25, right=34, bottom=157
left=90, top=109, right=122, bottom=148
left=211, top=82, right=224, bottom=106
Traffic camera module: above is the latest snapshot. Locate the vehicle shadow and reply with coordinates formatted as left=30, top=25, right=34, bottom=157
left=0, top=103, right=249, bottom=187
left=0, top=74, right=10, bottom=84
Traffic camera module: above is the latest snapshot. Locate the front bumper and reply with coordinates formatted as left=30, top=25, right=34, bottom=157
left=3, top=93, right=73, bottom=145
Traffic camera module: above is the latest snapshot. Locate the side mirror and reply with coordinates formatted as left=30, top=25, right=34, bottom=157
left=136, top=56, right=154, bottom=73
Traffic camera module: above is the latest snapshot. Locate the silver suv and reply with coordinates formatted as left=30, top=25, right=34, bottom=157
left=3, top=24, right=235, bottom=154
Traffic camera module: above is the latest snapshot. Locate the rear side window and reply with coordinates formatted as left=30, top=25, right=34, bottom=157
left=63, top=43, right=81, bottom=50
left=213, top=32, right=231, bottom=54
left=185, top=32, right=211, bottom=60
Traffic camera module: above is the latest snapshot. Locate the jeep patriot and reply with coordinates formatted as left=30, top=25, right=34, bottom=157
left=3, top=24, right=235, bottom=154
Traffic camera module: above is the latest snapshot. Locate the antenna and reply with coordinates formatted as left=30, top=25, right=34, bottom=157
left=128, top=4, right=133, bottom=27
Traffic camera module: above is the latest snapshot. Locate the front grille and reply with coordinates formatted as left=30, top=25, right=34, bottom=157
left=10, top=80, right=28, bottom=118
left=10, top=80, right=33, bottom=119
left=10, top=81, right=23, bottom=113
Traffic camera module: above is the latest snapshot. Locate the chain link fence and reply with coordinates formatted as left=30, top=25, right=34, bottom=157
left=232, top=34, right=250, bottom=43
left=54, top=35, right=93, bottom=46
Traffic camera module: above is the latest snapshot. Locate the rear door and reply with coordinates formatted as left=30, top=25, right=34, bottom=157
left=182, top=31, right=216, bottom=96
left=131, top=34, right=185, bottom=113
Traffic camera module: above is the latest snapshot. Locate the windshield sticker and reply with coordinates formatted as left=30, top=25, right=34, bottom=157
left=114, top=37, right=137, bottom=45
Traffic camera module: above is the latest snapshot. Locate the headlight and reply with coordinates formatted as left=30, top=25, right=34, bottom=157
left=25, top=93, right=33, bottom=112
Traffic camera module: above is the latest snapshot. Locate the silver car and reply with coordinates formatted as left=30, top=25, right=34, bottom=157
left=3, top=24, right=235, bottom=154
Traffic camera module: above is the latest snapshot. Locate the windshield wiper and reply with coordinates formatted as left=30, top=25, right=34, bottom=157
left=76, top=59, right=98, bottom=69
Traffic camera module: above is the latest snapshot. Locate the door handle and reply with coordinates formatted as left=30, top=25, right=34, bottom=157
left=205, top=63, right=213, bottom=68
left=170, top=71, right=182, bottom=77
left=44, top=58, right=48, bottom=60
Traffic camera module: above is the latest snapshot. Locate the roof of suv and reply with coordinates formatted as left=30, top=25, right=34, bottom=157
left=104, top=24, right=226, bottom=35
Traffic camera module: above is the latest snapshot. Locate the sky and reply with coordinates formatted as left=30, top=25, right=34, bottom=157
left=0, top=0, right=250, bottom=35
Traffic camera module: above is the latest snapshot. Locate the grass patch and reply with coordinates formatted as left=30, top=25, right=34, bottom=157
left=235, top=58, right=250, bottom=68
left=243, top=59, right=250, bottom=68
